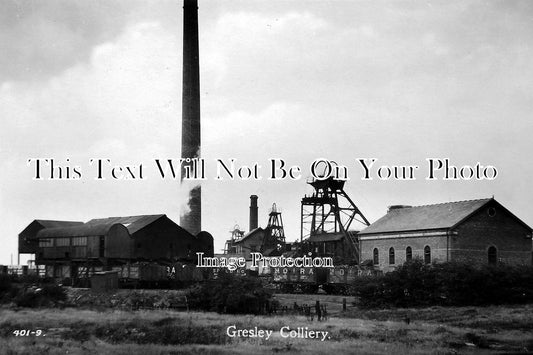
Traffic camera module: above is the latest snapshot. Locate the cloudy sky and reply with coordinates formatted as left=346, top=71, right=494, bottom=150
left=1, top=0, right=532, bottom=264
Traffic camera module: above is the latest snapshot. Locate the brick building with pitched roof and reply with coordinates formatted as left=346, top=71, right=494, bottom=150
left=358, top=198, right=532, bottom=271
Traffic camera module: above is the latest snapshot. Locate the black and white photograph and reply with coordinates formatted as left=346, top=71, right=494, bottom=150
left=1, top=0, right=533, bottom=354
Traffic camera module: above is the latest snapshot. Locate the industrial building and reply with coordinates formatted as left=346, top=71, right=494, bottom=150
left=358, top=198, right=532, bottom=271
left=19, top=219, right=84, bottom=255
left=18, top=214, right=213, bottom=279
left=224, top=196, right=287, bottom=259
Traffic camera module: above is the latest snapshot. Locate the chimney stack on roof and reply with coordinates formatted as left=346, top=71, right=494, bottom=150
left=387, top=205, right=412, bottom=213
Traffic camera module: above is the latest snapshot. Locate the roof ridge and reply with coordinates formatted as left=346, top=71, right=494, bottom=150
left=89, top=214, right=165, bottom=219
left=35, top=219, right=83, bottom=222
left=411, top=197, right=492, bottom=208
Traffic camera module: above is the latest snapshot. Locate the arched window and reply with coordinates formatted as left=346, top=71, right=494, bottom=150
left=406, top=246, right=412, bottom=262
left=373, top=248, right=379, bottom=265
left=488, top=246, right=497, bottom=265
left=389, top=247, right=395, bottom=264
left=424, top=246, right=431, bottom=264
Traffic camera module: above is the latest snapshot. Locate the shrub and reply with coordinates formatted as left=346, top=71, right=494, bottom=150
left=0, top=274, right=21, bottom=304
left=0, top=274, right=13, bottom=295
left=187, top=270, right=272, bottom=314
left=14, top=284, right=67, bottom=308
left=354, top=261, right=533, bottom=308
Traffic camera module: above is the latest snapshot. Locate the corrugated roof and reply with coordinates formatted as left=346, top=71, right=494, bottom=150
left=37, top=223, right=120, bottom=238
left=359, top=198, right=493, bottom=235
left=37, top=214, right=167, bottom=238
left=86, top=215, right=165, bottom=234
left=233, top=227, right=264, bottom=244
left=35, top=220, right=84, bottom=228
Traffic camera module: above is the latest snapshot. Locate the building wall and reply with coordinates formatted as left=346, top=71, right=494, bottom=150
left=105, top=224, right=132, bottom=259
left=40, top=245, right=66, bottom=260
left=451, top=201, right=532, bottom=265
left=196, top=231, right=214, bottom=257
left=39, top=235, right=101, bottom=260
left=18, top=221, right=43, bottom=254
left=45, top=265, right=71, bottom=278
left=360, top=201, right=533, bottom=270
left=20, top=220, right=84, bottom=255
left=360, top=234, right=449, bottom=272
left=234, top=230, right=265, bottom=260
left=133, top=216, right=198, bottom=260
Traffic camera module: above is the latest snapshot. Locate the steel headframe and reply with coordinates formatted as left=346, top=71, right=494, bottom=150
left=300, top=176, right=370, bottom=263
left=262, top=203, right=286, bottom=254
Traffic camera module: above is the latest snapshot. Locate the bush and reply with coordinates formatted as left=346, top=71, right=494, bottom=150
left=0, top=274, right=20, bottom=304
left=354, top=261, right=533, bottom=308
left=0, top=274, right=13, bottom=295
left=187, top=270, right=272, bottom=314
left=14, top=284, right=67, bottom=308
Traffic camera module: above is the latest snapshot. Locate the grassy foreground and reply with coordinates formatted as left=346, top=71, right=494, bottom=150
left=1, top=301, right=533, bottom=355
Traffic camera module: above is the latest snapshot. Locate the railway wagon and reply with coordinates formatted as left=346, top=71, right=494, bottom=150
left=75, top=262, right=208, bottom=288
left=114, top=262, right=210, bottom=287
left=261, top=265, right=379, bottom=294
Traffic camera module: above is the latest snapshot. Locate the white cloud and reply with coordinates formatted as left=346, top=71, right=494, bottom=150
left=1, top=21, right=181, bottom=156
left=0, top=21, right=184, bottom=264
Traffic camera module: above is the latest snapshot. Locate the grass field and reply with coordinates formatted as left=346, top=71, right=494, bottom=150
left=1, top=292, right=532, bottom=354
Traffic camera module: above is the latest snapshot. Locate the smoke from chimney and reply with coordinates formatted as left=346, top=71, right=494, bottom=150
left=249, top=195, right=258, bottom=232
left=180, top=0, right=201, bottom=235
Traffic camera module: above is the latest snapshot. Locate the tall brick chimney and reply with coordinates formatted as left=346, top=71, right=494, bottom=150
left=249, top=195, right=258, bottom=232
left=180, top=0, right=201, bottom=235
